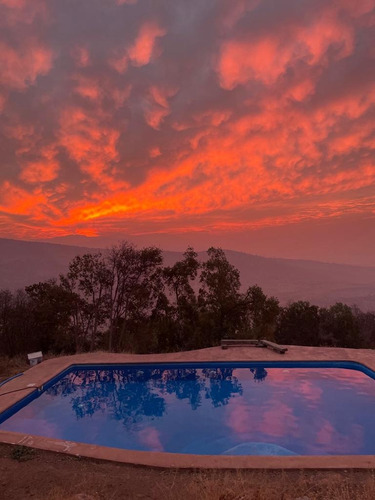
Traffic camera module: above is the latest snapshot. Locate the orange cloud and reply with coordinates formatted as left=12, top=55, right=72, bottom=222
left=128, top=22, right=166, bottom=66
left=110, top=22, right=167, bottom=73
left=0, top=181, right=48, bottom=217
left=109, top=50, right=128, bottom=74
left=144, top=106, right=169, bottom=129
left=73, top=75, right=102, bottom=101
left=0, top=0, right=374, bottom=255
left=0, top=39, right=53, bottom=90
left=218, top=37, right=290, bottom=88
left=19, top=149, right=59, bottom=184
left=150, top=147, right=161, bottom=158
left=218, top=8, right=354, bottom=89
left=149, top=85, right=177, bottom=108
left=58, top=106, right=121, bottom=187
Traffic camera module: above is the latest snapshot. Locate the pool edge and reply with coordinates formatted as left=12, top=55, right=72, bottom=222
left=1, top=430, right=375, bottom=469
left=1, top=345, right=375, bottom=469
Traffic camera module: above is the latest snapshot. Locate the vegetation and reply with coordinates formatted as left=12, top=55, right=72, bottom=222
left=10, top=445, right=36, bottom=462
left=1, top=442, right=375, bottom=500
left=0, top=241, right=374, bottom=356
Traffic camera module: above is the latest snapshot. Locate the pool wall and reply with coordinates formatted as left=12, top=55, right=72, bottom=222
left=1, top=345, right=375, bottom=469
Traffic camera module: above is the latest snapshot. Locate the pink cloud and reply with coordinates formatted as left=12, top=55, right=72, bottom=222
left=128, top=22, right=166, bottom=66
left=150, top=147, right=161, bottom=158
left=315, top=419, right=364, bottom=454
left=149, top=85, right=177, bottom=108
left=226, top=397, right=298, bottom=439
left=0, top=39, right=53, bottom=90
left=0, top=0, right=48, bottom=26
left=71, top=46, right=90, bottom=68
left=226, top=397, right=255, bottom=434
left=218, top=37, right=291, bottom=89
left=261, top=403, right=297, bottom=438
left=144, top=106, right=169, bottom=129
left=109, top=50, right=128, bottom=74
left=73, top=75, right=102, bottom=101
left=138, top=426, right=163, bottom=451
left=218, top=9, right=354, bottom=89
left=316, top=421, right=335, bottom=445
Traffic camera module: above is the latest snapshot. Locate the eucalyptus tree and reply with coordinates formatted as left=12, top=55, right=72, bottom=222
left=25, top=280, right=76, bottom=352
left=163, top=247, right=200, bottom=304
left=275, top=300, right=319, bottom=346
left=198, top=247, right=242, bottom=343
left=0, top=289, right=20, bottom=356
left=60, top=253, right=110, bottom=351
left=241, top=285, right=280, bottom=340
left=105, top=242, right=163, bottom=351
left=352, top=306, right=375, bottom=348
left=162, top=247, right=200, bottom=349
left=319, top=302, right=360, bottom=348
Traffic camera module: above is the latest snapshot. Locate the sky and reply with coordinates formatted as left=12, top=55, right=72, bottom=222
left=0, top=0, right=375, bottom=265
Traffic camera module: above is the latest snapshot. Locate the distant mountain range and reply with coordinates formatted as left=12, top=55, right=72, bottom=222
left=0, top=238, right=374, bottom=311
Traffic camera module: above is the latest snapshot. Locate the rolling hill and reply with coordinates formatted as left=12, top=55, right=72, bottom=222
left=0, top=238, right=374, bottom=311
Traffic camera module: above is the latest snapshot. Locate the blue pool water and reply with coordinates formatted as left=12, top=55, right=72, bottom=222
left=1, top=362, right=375, bottom=456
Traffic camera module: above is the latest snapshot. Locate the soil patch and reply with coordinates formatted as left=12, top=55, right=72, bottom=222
left=0, top=444, right=374, bottom=499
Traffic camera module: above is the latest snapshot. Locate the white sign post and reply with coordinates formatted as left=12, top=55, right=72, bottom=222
left=27, top=351, right=43, bottom=366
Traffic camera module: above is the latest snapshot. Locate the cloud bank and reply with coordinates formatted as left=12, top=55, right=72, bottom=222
left=0, top=0, right=374, bottom=258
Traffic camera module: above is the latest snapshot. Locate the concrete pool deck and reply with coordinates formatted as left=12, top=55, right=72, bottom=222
left=0, top=345, right=375, bottom=469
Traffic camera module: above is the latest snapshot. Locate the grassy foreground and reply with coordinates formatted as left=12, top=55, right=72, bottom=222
left=1, top=355, right=374, bottom=499
left=0, top=444, right=374, bottom=500
left=0, top=355, right=29, bottom=383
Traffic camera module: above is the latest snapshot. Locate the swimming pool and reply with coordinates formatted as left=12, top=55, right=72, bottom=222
left=1, top=361, right=374, bottom=456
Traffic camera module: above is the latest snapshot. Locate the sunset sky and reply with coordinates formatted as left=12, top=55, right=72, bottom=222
left=0, top=0, right=374, bottom=265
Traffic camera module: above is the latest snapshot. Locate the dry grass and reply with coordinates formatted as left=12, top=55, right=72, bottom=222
left=0, top=351, right=92, bottom=383
left=162, top=470, right=375, bottom=500
left=17, top=467, right=375, bottom=500
left=0, top=354, right=30, bottom=383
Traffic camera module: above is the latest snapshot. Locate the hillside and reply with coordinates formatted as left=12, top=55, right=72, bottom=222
left=0, top=238, right=374, bottom=311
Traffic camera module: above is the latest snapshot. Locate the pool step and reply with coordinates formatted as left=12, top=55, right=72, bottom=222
left=221, top=339, right=288, bottom=354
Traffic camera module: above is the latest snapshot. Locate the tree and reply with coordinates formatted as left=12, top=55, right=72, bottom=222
left=60, top=253, right=110, bottom=351
left=0, top=289, right=18, bottom=356
left=352, top=306, right=375, bottom=348
left=163, top=247, right=199, bottom=304
left=275, top=301, right=320, bottom=346
left=150, top=291, right=177, bottom=352
left=198, top=248, right=242, bottom=343
left=241, top=285, right=280, bottom=340
left=105, top=242, right=163, bottom=351
left=25, top=280, right=76, bottom=353
left=319, top=303, right=360, bottom=348
left=162, top=247, right=200, bottom=349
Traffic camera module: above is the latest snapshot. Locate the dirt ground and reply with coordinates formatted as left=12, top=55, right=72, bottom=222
left=0, top=443, right=374, bottom=500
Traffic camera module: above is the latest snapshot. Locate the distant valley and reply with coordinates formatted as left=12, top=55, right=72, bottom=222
left=0, top=238, right=374, bottom=311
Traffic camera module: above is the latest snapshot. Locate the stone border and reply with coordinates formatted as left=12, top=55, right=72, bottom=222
left=1, top=345, right=375, bottom=469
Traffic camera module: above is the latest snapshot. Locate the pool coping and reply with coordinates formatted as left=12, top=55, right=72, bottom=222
left=1, top=345, right=375, bottom=469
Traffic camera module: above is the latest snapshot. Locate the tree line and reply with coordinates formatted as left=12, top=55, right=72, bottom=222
left=0, top=242, right=374, bottom=357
